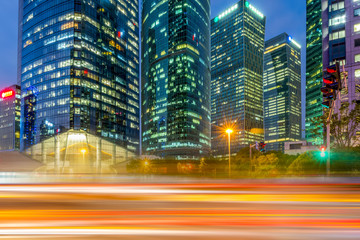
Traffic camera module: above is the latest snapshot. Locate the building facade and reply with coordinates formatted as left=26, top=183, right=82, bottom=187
left=141, top=0, right=211, bottom=159
left=18, top=0, right=140, bottom=157
left=305, top=0, right=323, bottom=145
left=211, top=1, right=266, bottom=157
left=321, top=0, right=360, bottom=144
left=0, top=85, right=21, bottom=151
left=263, top=33, right=302, bottom=152
left=322, top=0, right=360, bottom=106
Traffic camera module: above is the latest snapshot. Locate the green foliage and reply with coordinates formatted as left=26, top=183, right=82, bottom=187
left=311, top=100, right=360, bottom=148
left=252, top=153, right=279, bottom=177
left=330, top=147, right=360, bottom=173
left=287, top=152, right=326, bottom=175
left=199, top=158, right=208, bottom=174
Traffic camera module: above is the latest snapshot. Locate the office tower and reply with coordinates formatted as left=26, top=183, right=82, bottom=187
left=321, top=0, right=360, bottom=139
left=18, top=0, right=139, bottom=170
left=211, top=1, right=266, bottom=157
left=322, top=0, right=360, bottom=102
left=141, top=0, right=211, bottom=159
left=0, top=85, right=21, bottom=151
left=263, top=33, right=302, bottom=152
left=306, top=0, right=323, bottom=144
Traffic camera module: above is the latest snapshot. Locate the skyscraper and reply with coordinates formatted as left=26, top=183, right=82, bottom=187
left=263, top=33, right=302, bottom=152
left=18, top=0, right=139, bottom=170
left=306, top=0, right=323, bottom=145
left=211, top=1, right=266, bottom=157
left=321, top=0, right=360, bottom=137
left=141, top=0, right=211, bottom=159
left=0, top=85, right=21, bottom=151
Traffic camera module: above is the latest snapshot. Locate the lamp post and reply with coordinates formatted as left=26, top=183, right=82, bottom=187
left=226, top=129, right=233, bottom=177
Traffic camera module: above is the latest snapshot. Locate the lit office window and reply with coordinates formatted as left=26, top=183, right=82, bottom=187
left=355, top=8, right=360, bottom=17
left=355, top=23, right=360, bottom=32
left=329, top=1, right=344, bottom=12
left=329, top=30, right=345, bottom=40
left=355, top=54, right=360, bottom=62
left=355, top=69, right=360, bottom=78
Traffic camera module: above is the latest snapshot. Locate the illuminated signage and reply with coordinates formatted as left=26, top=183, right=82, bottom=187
left=0, top=90, right=15, bottom=99
left=215, top=3, right=238, bottom=22
left=288, top=36, right=301, bottom=49
left=245, top=1, right=264, bottom=19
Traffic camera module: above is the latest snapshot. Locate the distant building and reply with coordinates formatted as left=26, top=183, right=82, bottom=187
left=141, top=0, right=211, bottom=159
left=284, top=141, right=319, bottom=155
left=0, top=85, right=21, bottom=151
left=306, top=0, right=323, bottom=145
left=263, top=33, right=302, bottom=152
left=211, top=0, right=266, bottom=157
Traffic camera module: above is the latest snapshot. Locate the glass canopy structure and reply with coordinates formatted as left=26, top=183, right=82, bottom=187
left=24, top=130, right=135, bottom=174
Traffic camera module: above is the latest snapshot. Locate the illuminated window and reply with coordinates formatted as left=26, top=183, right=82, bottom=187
left=355, top=69, right=360, bottom=78
left=329, top=1, right=344, bottom=12
left=355, top=8, right=360, bottom=17
left=355, top=54, right=360, bottom=62
left=329, top=15, right=345, bottom=26
left=355, top=23, right=360, bottom=32
left=329, top=30, right=345, bottom=40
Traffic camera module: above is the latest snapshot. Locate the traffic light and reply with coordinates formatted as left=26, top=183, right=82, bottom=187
left=322, top=62, right=341, bottom=108
left=320, top=145, right=326, bottom=158
left=259, top=142, right=266, bottom=152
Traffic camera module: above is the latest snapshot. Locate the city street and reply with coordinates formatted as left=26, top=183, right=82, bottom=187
left=0, top=177, right=359, bottom=239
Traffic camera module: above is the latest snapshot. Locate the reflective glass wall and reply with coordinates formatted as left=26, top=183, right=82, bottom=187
left=141, top=0, right=211, bottom=159
left=264, top=33, right=302, bottom=152
left=211, top=1, right=266, bottom=157
left=19, top=0, right=140, bottom=155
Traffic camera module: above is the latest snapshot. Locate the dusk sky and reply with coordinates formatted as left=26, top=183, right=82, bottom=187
left=0, top=0, right=306, bottom=97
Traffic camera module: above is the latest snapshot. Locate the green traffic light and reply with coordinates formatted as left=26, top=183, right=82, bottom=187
left=320, top=152, right=326, bottom=157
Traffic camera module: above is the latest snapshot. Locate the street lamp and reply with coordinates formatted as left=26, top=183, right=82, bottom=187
left=226, top=129, right=233, bottom=177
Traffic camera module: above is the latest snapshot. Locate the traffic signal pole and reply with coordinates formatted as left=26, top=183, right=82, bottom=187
left=322, top=62, right=342, bottom=176
left=326, top=119, right=331, bottom=176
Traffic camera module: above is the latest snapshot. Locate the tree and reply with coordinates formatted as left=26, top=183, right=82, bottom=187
left=287, top=152, right=325, bottom=175
left=311, top=100, right=360, bottom=148
left=252, top=153, right=279, bottom=177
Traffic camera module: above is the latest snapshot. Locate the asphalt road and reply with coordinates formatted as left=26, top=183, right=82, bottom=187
left=0, top=177, right=359, bottom=239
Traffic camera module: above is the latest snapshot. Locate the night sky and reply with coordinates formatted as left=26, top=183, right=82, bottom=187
left=0, top=0, right=306, bottom=132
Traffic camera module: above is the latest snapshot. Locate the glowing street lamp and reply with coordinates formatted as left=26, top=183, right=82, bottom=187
left=226, top=129, right=233, bottom=177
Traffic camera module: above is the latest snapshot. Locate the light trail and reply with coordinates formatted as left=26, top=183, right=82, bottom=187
left=0, top=181, right=359, bottom=239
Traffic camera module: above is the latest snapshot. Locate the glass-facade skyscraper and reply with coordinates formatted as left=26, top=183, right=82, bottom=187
left=141, top=0, right=211, bottom=159
left=305, top=0, right=323, bottom=144
left=211, top=1, right=266, bottom=157
left=18, top=0, right=140, bottom=170
left=263, top=33, right=302, bottom=152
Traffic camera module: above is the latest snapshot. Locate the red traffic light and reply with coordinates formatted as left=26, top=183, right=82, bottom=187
left=320, top=146, right=326, bottom=152
left=326, top=67, right=336, bottom=74
left=323, top=78, right=334, bottom=85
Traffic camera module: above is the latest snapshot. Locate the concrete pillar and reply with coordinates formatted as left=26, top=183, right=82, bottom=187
left=96, top=138, right=101, bottom=174
left=41, top=141, right=46, bottom=164
left=112, top=144, right=116, bottom=165
left=55, top=136, right=60, bottom=173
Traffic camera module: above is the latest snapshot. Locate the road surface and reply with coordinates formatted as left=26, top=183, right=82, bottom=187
left=0, top=177, right=359, bottom=239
